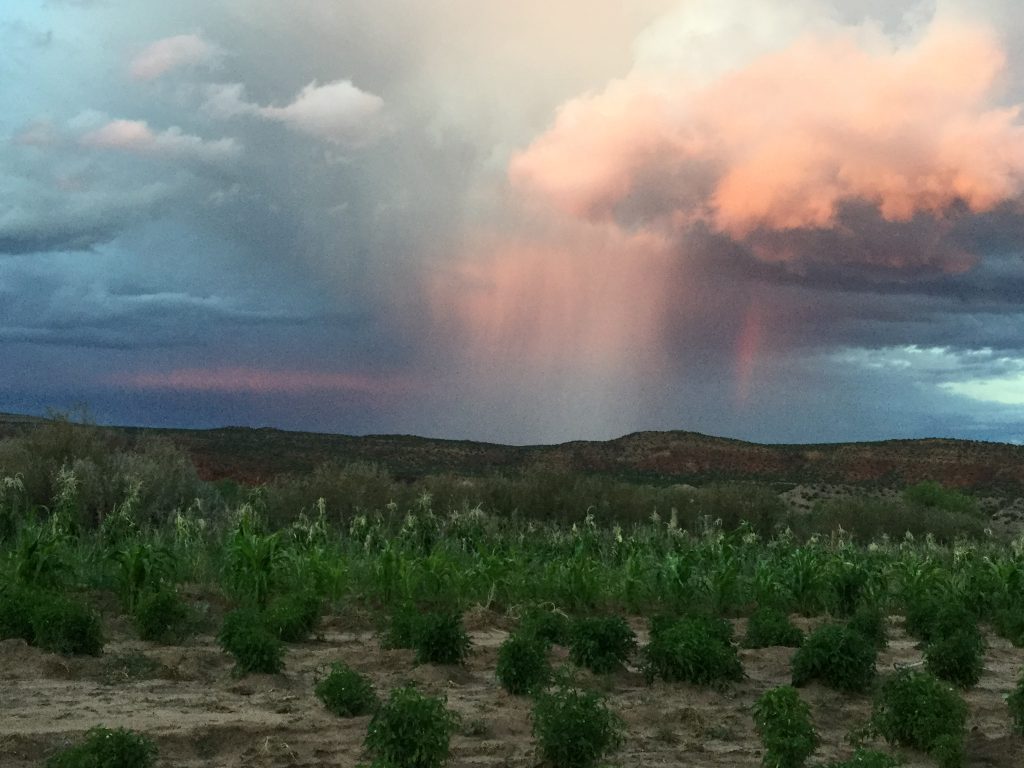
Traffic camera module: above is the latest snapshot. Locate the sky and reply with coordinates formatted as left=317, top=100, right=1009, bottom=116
left=3, top=0, right=1024, bottom=445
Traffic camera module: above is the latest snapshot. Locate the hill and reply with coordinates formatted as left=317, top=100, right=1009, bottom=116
left=1, top=411, right=1022, bottom=493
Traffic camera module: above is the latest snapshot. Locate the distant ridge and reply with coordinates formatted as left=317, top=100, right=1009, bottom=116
left=1, top=411, right=1022, bottom=492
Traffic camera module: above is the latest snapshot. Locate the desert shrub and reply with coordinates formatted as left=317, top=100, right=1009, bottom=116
left=31, top=596, right=103, bottom=656
left=265, top=591, right=321, bottom=642
left=133, top=589, right=190, bottom=643
left=568, top=616, right=636, bottom=674
left=823, top=748, right=899, bottom=768
left=1008, top=673, right=1024, bottom=734
left=496, top=633, right=551, bottom=695
left=744, top=607, right=803, bottom=648
left=643, top=616, right=744, bottom=685
left=531, top=684, right=624, bottom=768
left=847, top=603, right=887, bottom=649
left=871, top=669, right=967, bottom=767
left=218, top=608, right=283, bottom=674
left=795, top=498, right=985, bottom=543
left=752, top=685, right=818, bottom=768
left=791, top=624, right=876, bottom=693
left=364, top=684, right=459, bottom=768
left=44, top=726, right=157, bottom=768
left=903, top=481, right=977, bottom=517
left=314, top=662, right=378, bottom=717
left=519, top=605, right=570, bottom=646
left=413, top=610, right=471, bottom=665
left=924, top=628, right=985, bottom=687
left=0, top=584, right=37, bottom=642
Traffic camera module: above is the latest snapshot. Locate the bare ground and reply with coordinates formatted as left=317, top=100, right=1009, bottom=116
left=1, top=613, right=1022, bottom=767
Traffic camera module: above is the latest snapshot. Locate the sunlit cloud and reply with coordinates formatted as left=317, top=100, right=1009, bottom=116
left=204, top=79, right=385, bottom=146
left=129, top=34, right=222, bottom=80
left=80, top=119, right=240, bottom=161
left=512, top=16, right=1024, bottom=271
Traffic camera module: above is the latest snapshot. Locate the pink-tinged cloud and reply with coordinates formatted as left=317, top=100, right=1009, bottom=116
left=130, top=34, right=221, bottom=80
left=511, top=19, right=1024, bottom=267
left=116, top=368, right=412, bottom=397
left=80, top=119, right=240, bottom=161
left=204, top=80, right=385, bottom=146
left=430, top=222, right=674, bottom=374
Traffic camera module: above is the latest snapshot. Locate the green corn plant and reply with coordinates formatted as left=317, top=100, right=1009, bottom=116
left=225, top=526, right=284, bottom=607
left=111, top=542, right=173, bottom=612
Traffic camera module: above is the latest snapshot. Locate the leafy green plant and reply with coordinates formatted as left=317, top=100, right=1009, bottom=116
left=791, top=624, right=875, bottom=692
left=364, top=684, right=459, bottom=768
left=13, top=525, right=69, bottom=588
left=0, top=584, right=37, bottom=642
left=1005, top=671, right=1024, bottom=734
left=45, top=726, right=157, bottom=768
left=381, top=602, right=420, bottom=649
left=112, top=543, right=173, bottom=613
left=992, top=606, right=1024, bottom=647
left=871, top=669, right=967, bottom=767
left=924, top=628, right=984, bottom=687
left=823, top=748, right=899, bottom=768
left=744, top=607, right=803, bottom=648
left=567, top=616, right=636, bottom=674
left=847, top=603, right=887, bottom=649
left=133, top=589, right=190, bottom=643
left=224, top=525, right=283, bottom=607
left=752, top=685, right=818, bottom=768
left=904, top=599, right=975, bottom=644
left=643, top=615, right=744, bottom=685
left=31, top=595, right=104, bottom=656
left=531, top=683, right=624, bottom=768
left=413, top=610, right=471, bottom=665
left=496, top=632, right=550, bottom=695
left=217, top=608, right=283, bottom=674
left=265, top=591, right=321, bottom=642
left=314, top=662, right=378, bottom=717
left=519, top=605, right=570, bottom=646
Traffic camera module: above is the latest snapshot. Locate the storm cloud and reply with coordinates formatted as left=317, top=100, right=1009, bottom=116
left=3, top=0, right=1024, bottom=445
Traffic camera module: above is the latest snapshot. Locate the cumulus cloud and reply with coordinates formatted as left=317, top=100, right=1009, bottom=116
left=204, top=79, right=385, bottom=145
left=80, top=119, right=240, bottom=161
left=129, top=34, right=221, bottom=80
left=511, top=14, right=1024, bottom=271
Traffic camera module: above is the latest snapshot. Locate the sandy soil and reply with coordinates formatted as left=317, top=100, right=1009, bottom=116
left=1, top=612, right=1022, bottom=768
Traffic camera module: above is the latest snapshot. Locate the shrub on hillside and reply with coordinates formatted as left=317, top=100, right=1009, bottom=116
left=314, top=662, right=378, bottom=717
left=44, top=726, right=156, bottom=768
left=791, top=624, right=875, bottom=693
left=364, top=684, right=459, bottom=768
left=133, top=589, right=190, bottom=643
left=871, top=669, right=967, bottom=768
left=31, top=596, right=103, bottom=656
left=568, top=616, right=636, bottom=674
left=531, top=684, right=624, bottom=768
left=643, top=616, right=744, bottom=685
left=903, top=481, right=977, bottom=517
left=744, top=607, right=803, bottom=649
left=496, top=633, right=551, bottom=695
left=752, top=685, right=818, bottom=768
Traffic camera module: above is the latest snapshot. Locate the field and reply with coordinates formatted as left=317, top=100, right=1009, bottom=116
left=2, top=606, right=1024, bottom=767
left=3, top=418, right=1024, bottom=767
